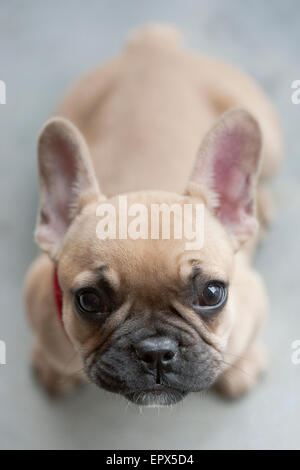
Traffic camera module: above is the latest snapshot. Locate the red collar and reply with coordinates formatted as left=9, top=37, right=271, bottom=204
left=53, top=267, right=65, bottom=330
left=53, top=268, right=72, bottom=343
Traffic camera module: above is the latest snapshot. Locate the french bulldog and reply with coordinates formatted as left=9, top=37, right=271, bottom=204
left=24, top=25, right=282, bottom=406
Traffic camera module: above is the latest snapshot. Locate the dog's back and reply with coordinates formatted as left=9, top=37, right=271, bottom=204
left=57, top=25, right=282, bottom=202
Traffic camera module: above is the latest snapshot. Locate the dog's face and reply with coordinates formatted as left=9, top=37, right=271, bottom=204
left=57, top=193, right=234, bottom=405
left=35, top=109, right=261, bottom=405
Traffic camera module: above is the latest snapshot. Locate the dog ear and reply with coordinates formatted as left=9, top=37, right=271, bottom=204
left=186, top=108, right=262, bottom=247
left=35, top=117, right=101, bottom=258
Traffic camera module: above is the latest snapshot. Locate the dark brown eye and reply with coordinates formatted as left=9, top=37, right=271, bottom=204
left=192, top=280, right=228, bottom=315
left=201, top=282, right=225, bottom=307
left=76, top=289, right=104, bottom=314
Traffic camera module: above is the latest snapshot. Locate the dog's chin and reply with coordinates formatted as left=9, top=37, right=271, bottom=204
left=85, top=366, right=188, bottom=406
left=124, top=388, right=187, bottom=407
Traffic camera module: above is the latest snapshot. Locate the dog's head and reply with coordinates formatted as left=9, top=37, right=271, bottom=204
left=35, top=109, right=261, bottom=406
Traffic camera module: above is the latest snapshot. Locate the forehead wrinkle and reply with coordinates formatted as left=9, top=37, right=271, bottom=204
left=179, top=260, right=201, bottom=284
left=71, top=264, right=120, bottom=290
left=93, top=265, right=120, bottom=290
left=72, top=270, right=97, bottom=288
left=179, top=255, right=229, bottom=284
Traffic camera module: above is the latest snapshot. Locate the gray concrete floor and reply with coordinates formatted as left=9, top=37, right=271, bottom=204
left=0, top=0, right=300, bottom=450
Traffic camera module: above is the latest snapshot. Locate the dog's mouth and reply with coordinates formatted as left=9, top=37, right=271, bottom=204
left=87, top=364, right=187, bottom=406
left=124, top=386, right=187, bottom=407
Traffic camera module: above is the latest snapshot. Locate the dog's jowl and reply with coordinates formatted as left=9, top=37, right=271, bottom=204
left=24, top=25, right=282, bottom=405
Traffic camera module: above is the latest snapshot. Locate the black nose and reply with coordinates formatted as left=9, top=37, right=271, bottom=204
left=135, top=336, right=178, bottom=370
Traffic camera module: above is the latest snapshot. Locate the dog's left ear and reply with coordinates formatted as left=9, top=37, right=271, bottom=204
left=186, top=108, right=262, bottom=247
left=35, top=117, right=101, bottom=258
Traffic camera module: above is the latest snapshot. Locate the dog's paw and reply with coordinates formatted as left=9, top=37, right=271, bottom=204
left=214, top=343, right=268, bottom=399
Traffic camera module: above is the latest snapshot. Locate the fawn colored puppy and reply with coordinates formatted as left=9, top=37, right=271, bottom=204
left=24, top=26, right=282, bottom=406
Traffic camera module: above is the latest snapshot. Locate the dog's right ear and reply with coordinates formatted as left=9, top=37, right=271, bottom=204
left=35, top=117, right=101, bottom=259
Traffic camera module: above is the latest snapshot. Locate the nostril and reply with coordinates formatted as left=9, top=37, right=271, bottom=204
left=143, top=353, right=155, bottom=364
left=135, top=347, right=156, bottom=365
left=162, top=350, right=175, bottom=362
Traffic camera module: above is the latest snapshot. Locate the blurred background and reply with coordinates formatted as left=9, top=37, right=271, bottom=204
left=0, top=0, right=299, bottom=450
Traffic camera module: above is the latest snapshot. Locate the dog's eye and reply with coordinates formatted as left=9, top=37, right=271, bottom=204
left=78, top=291, right=102, bottom=313
left=193, top=280, right=227, bottom=314
left=75, top=288, right=106, bottom=315
left=201, top=282, right=225, bottom=307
